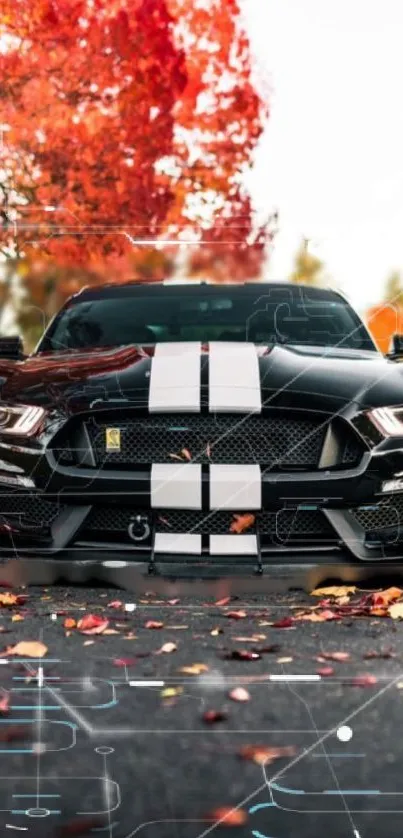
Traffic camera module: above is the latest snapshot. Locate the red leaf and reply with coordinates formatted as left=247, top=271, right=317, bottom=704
left=113, top=657, right=136, bottom=667
left=317, top=666, right=334, bottom=676
left=0, top=692, right=10, bottom=714
left=272, top=617, right=294, bottom=628
left=227, top=610, right=247, bottom=620
left=215, top=597, right=231, bottom=606
left=107, top=600, right=123, bottom=609
left=319, top=651, right=350, bottom=661
left=77, top=615, right=109, bottom=635
left=57, top=817, right=106, bottom=836
left=203, top=709, right=228, bottom=724
left=145, top=620, right=164, bottom=629
left=239, top=744, right=296, bottom=765
left=350, top=674, right=378, bottom=687
left=229, top=513, right=255, bottom=534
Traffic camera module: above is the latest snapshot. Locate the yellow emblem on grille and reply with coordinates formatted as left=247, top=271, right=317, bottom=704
left=105, top=428, right=121, bottom=451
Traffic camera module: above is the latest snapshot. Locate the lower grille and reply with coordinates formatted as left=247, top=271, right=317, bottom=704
left=82, top=505, right=336, bottom=544
left=0, top=493, right=64, bottom=529
left=350, top=495, right=403, bottom=532
left=84, top=413, right=327, bottom=469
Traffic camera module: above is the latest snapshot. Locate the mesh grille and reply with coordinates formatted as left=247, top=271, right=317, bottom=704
left=85, top=414, right=326, bottom=469
left=83, top=505, right=334, bottom=542
left=0, top=493, right=65, bottom=528
left=350, top=495, right=403, bottom=531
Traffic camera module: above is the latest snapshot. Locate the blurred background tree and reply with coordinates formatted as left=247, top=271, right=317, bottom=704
left=289, top=237, right=326, bottom=286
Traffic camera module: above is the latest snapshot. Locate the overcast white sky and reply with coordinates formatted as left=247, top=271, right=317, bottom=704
left=242, top=0, right=403, bottom=311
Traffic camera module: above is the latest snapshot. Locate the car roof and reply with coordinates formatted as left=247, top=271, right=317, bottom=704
left=71, top=280, right=346, bottom=304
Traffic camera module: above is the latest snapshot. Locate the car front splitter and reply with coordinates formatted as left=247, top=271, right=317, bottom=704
left=0, top=551, right=403, bottom=594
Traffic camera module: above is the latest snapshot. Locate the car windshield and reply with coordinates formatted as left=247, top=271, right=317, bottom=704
left=38, top=287, right=377, bottom=353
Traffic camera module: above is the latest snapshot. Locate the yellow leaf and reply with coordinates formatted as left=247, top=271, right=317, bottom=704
left=389, top=603, right=403, bottom=619
left=11, top=614, right=24, bottom=622
left=310, top=586, right=356, bottom=597
left=161, top=686, right=183, bottom=698
left=179, top=663, right=209, bottom=675
left=2, top=640, right=47, bottom=658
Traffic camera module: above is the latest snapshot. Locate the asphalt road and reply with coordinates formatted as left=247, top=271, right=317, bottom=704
left=0, top=584, right=402, bottom=838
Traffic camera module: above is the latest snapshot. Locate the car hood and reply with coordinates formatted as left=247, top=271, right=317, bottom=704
left=0, top=342, right=401, bottom=415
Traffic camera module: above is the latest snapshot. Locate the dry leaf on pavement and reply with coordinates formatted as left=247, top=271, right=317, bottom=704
left=239, top=744, right=296, bottom=765
left=389, top=603, right=403, bottom=619
left=207, top=807, right=248, bottom=827
left=1, top=640, right=48, bottom=658
left=203, top=709, right=228, bottom=724
left=229, top=687, right=250, bottom=702
left=155, top=642, right=177, bottom=654
left=77, top=615, right=109, bottom=635
left=179, top=663, right=209, bottom=675
left=310, top=585, right=357, bottom=597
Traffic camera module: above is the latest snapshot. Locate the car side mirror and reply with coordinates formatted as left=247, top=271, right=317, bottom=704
left=0, top=336, right=26, bottom=360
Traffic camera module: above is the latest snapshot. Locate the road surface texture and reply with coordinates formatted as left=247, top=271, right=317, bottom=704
left=0, top=583, right=402, bottom=838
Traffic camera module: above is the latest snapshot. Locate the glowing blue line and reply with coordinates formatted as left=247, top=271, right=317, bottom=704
left=249, top=803, right=276, bottom=814
left=324, top=790, right=380, bottom=795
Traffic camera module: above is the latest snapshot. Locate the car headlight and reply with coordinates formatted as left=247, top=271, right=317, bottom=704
left=0, top=404, right=46, bottom=437
left=368, top=406, right=403, bottom=437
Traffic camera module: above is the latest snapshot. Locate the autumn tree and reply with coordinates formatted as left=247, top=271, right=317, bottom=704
left=0, top=0, right=271, bottom=344
left=289, top=238, right=326, bottom=286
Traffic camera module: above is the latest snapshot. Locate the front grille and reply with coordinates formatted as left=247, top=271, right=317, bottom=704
left=0, top=493, right=65, bottom=529
left=82, top=505, right=335, bottom=544
left=84, top=413, right=327, bottom=469
left=350, top=495, right=403, bottom=532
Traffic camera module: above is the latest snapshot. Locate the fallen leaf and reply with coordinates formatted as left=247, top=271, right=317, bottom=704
left=310, top=585, right=356, bottom=597
left=83, top=640, right=95, bottom=646
left=169, top=453, right=183, bottom=462
left=102, top=629, right=120, bottom=635
left=233, top=635, right=267, bottom=642
left=229, top=687, right=250, bottom=702
left=1, top=640, right=48, bottom=658
left=206, top=442, right=212, bottom=459
left=295, top=610, right=340, bottom=622
left=203, top=709, right=228, bottom=724
left=227, top=610, right=247, bottom=620
left=372, top=587, right=403, bottom=606
left=215, top=597, right=231, bottom=607
left=64, top=618, right=76, bottom=629
left=317, top=666, right=334, bottom=676
left=239, top=744, right=296, bottom=766
left=224, top=650, right=261, bottom=661
left=11, top=614, right=24, bottom=622
left=350, top=674, right=378, bottom=687
left=168, top=599, right=180, bottom=605
left=363, top=649, right=395, bottom=659
left=318, top=651, right=350, bottom=662
left=0, top=692, right=9, bottom=713
left=0, top=592, right=19, bottom=606
left=0, top=724, right=32, bottom=743
left=211, top=627, right=223, bottom=636
left=179, top=663, right=209, bottom=675
left=272, top=617, right=294, bottom=628
left=230, top=513, right=255, bottom=534
left=181, top=447, right=192, bottom=461
left=277, top=657, right=293, bottom=664
left=155, top=642, right=177, bottom=654
left=113, top=657, right=136, bottom=667
left=77, top=615, right=109, bottom=635
left=107, top=600, right=123, bottom=609
left=207, top=807, right=248, bottom=827
left=161, top=686, right=183, bottom=698
left=389, top=603, right=403, bottom=620
left=57, top=816, right=107, bottom=837
left=145, top=620, right=164, bottom=629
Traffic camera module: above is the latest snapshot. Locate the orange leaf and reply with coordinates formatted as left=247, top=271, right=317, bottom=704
left=372, top=587, right=403, bottom=606
left=179, top=663, right=209, bottom=675
left=1, top=641, right=48, bottom=658
left=0, top=593, right=18, bottom=607
left=230, top=513, right=255, bottom=534
left=239, top=744, right=296, bottom=765
left=64, top=618, right=76, bottom=629
left=207, top=807, right=248, bottom=827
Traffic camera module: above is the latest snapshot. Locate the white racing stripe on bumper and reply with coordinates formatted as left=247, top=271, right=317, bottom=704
left=208, top=341, right=262, bottom=413
left=151, top=463, right=202, bottom=509
left=209, top=535, right=258, bottom=555
left=209, top=464, right=261, bottom=510
left=154, top=533, right=201, bottom=554
left=148, top=342, right=201, bottom=413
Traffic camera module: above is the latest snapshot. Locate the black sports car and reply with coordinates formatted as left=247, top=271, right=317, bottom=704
left=0, top=279, right=403, bottom=582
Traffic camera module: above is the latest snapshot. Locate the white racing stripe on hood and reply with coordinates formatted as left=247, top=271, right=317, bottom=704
left=148, top=342, right=201, bottom=413
left=208, top=342, right=262, bottom=413
left=209, top=464, right=261, bottom=510
left=154, top=533, right=201, bottom=554
left=209, top=534, right=258, bottom=555
left=151, top=463, right=202, bottom=509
